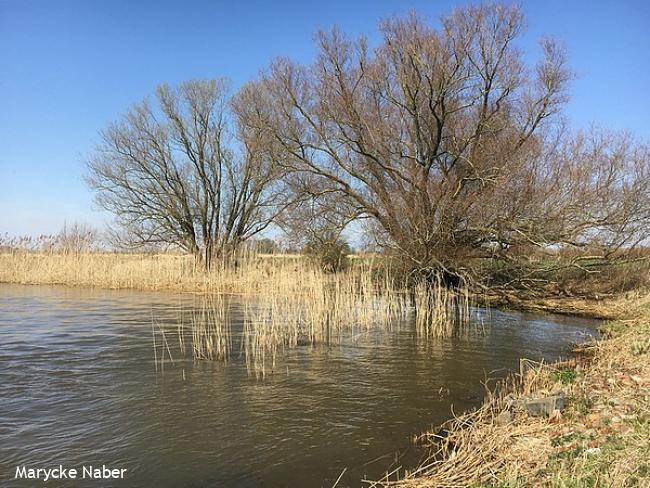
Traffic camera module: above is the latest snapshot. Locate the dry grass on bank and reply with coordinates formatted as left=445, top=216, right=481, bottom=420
left=0, top=250, right=314, bottom=293
left=370, top=293, right=650, bottom=488
left=479, top=290, right=643, bottom=321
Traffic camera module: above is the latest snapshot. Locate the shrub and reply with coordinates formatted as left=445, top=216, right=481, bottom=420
left=303, top=238, right=351, bottom=273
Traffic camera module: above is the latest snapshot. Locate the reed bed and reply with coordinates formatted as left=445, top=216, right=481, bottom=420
left=3, top=248, right=475, bottom=376
left=162, top=268, right=418, bottom=377
left=191, top=295, right=232, bottom=361
left=239, top=271, right=414, bottom=377
left=0, top=249, right=308, bottom=294
left=413, top=276, right=472, bottom=337
left=0, top=250, right=467, bottom=316
left=139, top=259, right=474, bottom=377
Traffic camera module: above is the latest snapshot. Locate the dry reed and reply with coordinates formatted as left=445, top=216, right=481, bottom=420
left=3, top=248, right=476, bottom=376
left=136, top=257, right=474, bottom=377
left=413, top=274, right=473, bottom=337
left=238, top=269, right=414, bottom=377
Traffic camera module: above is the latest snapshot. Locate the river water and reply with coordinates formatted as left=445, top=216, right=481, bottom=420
left=0, top=284, right=599, bottom=487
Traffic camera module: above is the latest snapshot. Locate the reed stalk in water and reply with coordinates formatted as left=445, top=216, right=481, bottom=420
left=413, top=272, right=473, bottom=337
left=191, top=295, right=232, bottom=361
left=182, top=266, right=473, bottom=377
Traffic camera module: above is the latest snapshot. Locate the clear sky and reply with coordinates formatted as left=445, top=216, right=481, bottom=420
left=1, top=0, right=649, bottom=236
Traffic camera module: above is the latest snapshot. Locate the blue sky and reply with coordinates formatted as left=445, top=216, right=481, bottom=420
left=1, top=0, right=649, bottom=236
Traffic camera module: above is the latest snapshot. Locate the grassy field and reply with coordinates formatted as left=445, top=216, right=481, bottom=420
left=371, top=293, right=650, bottom=488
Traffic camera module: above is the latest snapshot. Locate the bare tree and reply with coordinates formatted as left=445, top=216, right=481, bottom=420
left=483, top=127, right=650, bottom=293
left=275, top=172, right=356, bottom=245
left=56, top=221, right=100, bottom=253
left=87, top=79, right=289, bottom=268
left=277, top=185, right=357, bottom=271
left=236, top=4, right=650, bottom=289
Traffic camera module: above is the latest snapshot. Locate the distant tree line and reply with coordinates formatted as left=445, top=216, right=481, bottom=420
left=87, top=3, right=650, bottom=292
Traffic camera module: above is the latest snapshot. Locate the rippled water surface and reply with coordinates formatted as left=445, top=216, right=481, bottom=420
left=0, top=284, right=599, bottom=487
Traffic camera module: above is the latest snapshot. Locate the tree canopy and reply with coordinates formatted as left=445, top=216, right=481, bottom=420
left=87, top=79, right=290, bottom=268
left=235, top=4, right=650, bottom=284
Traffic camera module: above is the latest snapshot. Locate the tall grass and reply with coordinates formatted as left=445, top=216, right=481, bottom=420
left=191, top=295, right=232, bottom=361
left=238, top=269, right=415, bottom=376
left=160, top=266, right=417, bottom=377
left=413, top=273, right=472, bottom=337
left=1, top=246, right=291, bottom=293
left=148, top=266, right=475, bottom=378
left=2, top=243, right=476, bottom=376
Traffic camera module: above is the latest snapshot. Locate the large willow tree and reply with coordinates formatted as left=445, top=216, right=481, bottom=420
left=87, top=79, right=289, bottom=268
left=236, top=4, right=650, bottom=286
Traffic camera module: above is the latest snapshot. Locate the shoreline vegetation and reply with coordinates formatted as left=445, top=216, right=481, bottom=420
left=0, top=249, right=624, bottom=320
left=0, top=249, right=475, bottom=376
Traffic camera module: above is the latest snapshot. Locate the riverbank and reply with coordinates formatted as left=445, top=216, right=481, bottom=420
left=478, top=293, right=630, bottom=320
left=0, top=251, right=622, bottom=319
left=372, top=292, right=650, bottom=488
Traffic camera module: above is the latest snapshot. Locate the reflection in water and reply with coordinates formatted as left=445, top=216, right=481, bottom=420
left=0, top=284, right=598, bottom=487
